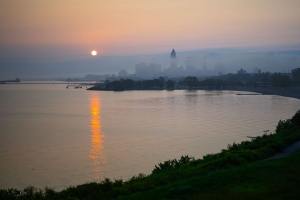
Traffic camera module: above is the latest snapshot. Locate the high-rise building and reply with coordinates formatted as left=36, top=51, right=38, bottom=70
left=237, top=68, right=246, bottom=74
left=203, top=54, right=207, bottom=71
left=215, top=63, right=226, bottom=76
left=185, top=56, right=197, bottom=76
left=170, top=49, right=177, bottom=68
left=135, top=63, right=161, bottom=79
left=253, top=67, right=261, bottom=74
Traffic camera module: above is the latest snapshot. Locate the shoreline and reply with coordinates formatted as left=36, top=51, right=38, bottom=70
left=227, top=87, right=300, bottom=100
left=88, top=86, right=300, bottom=100
left=233, top=88, right=300, bottom=159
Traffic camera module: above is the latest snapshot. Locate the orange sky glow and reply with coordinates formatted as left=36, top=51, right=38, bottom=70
left=1, top=0, right=300, bottom=55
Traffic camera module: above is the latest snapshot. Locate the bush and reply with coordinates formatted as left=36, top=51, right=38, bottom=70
left=276, top=110, right=300, bottom=132
left=152, top=156, right=195, bottom=174
left=291, top=110, right=300, bottom=126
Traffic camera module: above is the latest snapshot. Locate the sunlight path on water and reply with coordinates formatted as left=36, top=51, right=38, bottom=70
left=0, top=85, right=300, bottom=190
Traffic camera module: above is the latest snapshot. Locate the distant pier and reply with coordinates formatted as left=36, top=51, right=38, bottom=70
left=66, top=82, right=96, bottom=89
left=0, top=78, right=20, bottom=84
left=236, top=93, right=264, bottom=95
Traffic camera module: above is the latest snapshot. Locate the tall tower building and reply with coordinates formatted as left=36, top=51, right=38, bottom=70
left=203, top=54, right=207, bottom=71
left=170, top=49, right=177, bottom=68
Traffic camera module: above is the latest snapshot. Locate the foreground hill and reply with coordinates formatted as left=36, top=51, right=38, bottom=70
left=119, top=149, right=300, bottom=199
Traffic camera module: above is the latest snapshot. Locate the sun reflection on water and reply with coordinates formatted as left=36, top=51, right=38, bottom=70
left=90, top=92, right=106, bottom=179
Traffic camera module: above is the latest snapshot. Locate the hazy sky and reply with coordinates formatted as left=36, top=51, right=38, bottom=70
left=1, top=0, right=300, bottom=78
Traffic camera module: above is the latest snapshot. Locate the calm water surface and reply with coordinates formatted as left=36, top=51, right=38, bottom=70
left=0, top=83, right=300, bottom=190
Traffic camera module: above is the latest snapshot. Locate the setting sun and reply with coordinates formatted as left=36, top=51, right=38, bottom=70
left=91, top=50, right=97, bottom=56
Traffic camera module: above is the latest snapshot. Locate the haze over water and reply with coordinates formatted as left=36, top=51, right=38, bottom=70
left=0, top=83, right=300, bottom=190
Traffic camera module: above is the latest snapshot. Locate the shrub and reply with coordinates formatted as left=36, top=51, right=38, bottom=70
left=276, top=119, right=293, bottom=132
left=152, top=156, right=195, bottom=174
left=276, top=110, right=300, bottom=132
left=291, top=110, right=300, bottom=126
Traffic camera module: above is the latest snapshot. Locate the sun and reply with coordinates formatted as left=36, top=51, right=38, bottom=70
left=91, top=50, right=97, bottom=56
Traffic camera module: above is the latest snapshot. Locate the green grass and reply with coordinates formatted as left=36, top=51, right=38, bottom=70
left=120, top=150, right=300, bottom=199
left=1, top=110, right=300, bottom=199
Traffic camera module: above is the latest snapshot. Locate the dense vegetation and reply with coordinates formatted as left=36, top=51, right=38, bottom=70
left=292, top=68, right=300, bottom=85
left=89, top=68, right=300, bottom=91
left=1, top=110, right=300, bottom=199
left=121, top=149, right=300, bottom=199
left=180, top=68, right=299, bottom=89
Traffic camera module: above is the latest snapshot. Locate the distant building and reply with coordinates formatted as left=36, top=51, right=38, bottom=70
left=105, top=74, right=116, bottom=82
left=185, top=57, right=195, bottom=70
left=203, top=54, right=207, bottom=71
left=170, top=49, right=177, bottom=69
left=135, top=63, right=161, bottom=79
left=185, top=56, right=197, bottom=76
left=215, top=63, right=226, bottom=76
left=165, top=49, right=218, bottom=78
left=118, top=70, right=128, bottom=77
left=165, top=49, right=184, bottom=77
left=84, top=74, right=109, bottom=81
left=253, top=67, right=261, bottom=74
left=237, top=68, right=246, bottom=74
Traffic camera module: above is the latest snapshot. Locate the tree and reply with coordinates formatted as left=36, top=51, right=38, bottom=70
left=105, top=80, right=111, bottom=89
left=227, top=77, right=242, bottom=87
left=166, top=80, right=175, bottom=90
left=153, top=79, right=164, bottom=89
left=252, top=72, right=271, bottom=82
left=142, top=80, right=154, bottom=89
left=159, top=77, right=165, bottom=85
left=184, top=76, right=198, bottom=89
left=122, top=79, right=135, bottom=89
left=112, top=81, right=124, bottom=91
left=292, top=68, right=300, bottom=84
left=271, top=73, right=291, bottom=88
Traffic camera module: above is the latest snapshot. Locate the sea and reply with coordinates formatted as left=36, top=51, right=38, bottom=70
left=0, top=82, right=300, bottom=191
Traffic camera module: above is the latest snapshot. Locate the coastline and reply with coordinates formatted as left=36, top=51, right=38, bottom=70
left=88, top=85, right=300, bottom=100
left=231, top=87, right=300, bottom=159
left=90, top=86, right=300, bottom=161
left=227, top=87, right=300, bottom=100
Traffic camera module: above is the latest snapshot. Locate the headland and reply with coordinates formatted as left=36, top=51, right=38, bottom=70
left=228, top=87, right=300, bottom=100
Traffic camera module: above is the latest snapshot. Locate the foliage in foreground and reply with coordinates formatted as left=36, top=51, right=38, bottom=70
left=120, top=147, right=300, bottom=200
left=1, top=110, right=300, bottom=199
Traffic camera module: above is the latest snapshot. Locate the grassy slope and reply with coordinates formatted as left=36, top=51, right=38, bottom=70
left=120, top=150, right=300, bottom=200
